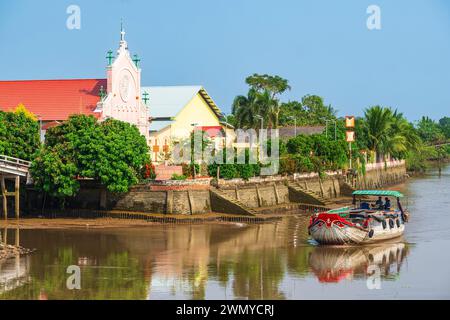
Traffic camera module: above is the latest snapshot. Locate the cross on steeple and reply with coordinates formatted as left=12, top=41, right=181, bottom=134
left=118, top=20, right=128, bottom=53
left=106, top=50, right=114, bottom=65
left=143, top=91, right=149, bottom=105
left=132, top=54, right=141, bottom=67
left=120, top=20, right=125, bottom=41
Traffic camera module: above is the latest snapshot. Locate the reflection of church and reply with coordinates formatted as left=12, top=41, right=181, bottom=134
left=0, top=26, right=232, bottom=162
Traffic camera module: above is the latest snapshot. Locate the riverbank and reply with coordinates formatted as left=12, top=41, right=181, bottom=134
left=0, top=212, right=286, bottom=230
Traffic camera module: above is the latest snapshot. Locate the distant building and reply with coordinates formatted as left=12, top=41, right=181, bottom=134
left=142, top=85, right=234, bottom=162
left=278, top=125, right=325, bottom=140
left=0, top=26, right=148, bottom=140
left=0, top=25, right=232, bottom=164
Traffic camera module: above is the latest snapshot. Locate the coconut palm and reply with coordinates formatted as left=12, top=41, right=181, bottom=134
left=232, top=88, right=260, bottom=130
left=364, top=106, right=404, bottom=161
left=232, top=88, right=279, bottom=130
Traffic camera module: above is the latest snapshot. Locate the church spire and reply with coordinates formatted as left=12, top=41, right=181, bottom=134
left=120, top=20, right=125, bottom=41
left=118, top=20, right=128, bottom=54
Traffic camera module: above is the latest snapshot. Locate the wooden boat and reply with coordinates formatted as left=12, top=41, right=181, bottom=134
left=308, top=190, right=409, bottom=245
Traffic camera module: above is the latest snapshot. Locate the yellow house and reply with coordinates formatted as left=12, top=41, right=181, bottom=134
left=141, top=86, right=234, bottom=163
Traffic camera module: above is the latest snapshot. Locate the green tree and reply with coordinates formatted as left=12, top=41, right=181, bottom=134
left=232, top=74, right=290, bottom=129
left=278, top=95, right=337, bottom=127
left=438, top=116, right=450, bottom=139
left=416, top=116, right=445, bottom=144
left=286, top=133, right=348, bottom=173
left=363, top=106, right=400, bottom=161
left=30, top=115, right=149, bottom=199
left=301, top=95, right=337, bottom=124
left=0, top=105, right=40, bottom=160
left=232, top=88, right=261, bottom=130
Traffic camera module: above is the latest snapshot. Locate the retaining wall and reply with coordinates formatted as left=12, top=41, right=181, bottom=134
left=24, top=162, right=407, bottom=216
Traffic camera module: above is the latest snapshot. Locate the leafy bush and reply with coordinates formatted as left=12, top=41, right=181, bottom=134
left=236, top=163, right=255, bottom=180
left=219, top=164, right=238, bottom=180
left=30, top=115, right=149, bottom=198
left=171, top=174, right=187, bottom=180
left=0, top=105, right=40, bottom=161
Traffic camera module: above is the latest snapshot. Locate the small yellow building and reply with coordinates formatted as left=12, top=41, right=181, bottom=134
left=141, top=86, right=234, bottom=163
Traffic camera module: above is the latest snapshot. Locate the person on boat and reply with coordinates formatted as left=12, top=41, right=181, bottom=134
left=384, top=197, right=391, bottom=210
left=372, top=197, right=384, bottom=209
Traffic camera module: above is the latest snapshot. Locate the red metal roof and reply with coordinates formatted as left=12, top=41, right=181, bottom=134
left=195, top=126, right=224, bottom=138
left=0, top=79, right=106, bottom=121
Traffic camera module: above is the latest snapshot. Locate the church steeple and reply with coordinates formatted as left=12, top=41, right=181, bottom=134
left=117, top=20, right=128, bottom=54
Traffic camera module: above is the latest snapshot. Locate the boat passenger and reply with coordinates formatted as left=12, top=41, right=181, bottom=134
left=372, top=197, right=384, bottom=209
left=384, top=197, right=391, bottom=210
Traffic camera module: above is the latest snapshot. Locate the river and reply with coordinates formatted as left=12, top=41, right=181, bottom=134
left=1, top=165, right=449, bottom=299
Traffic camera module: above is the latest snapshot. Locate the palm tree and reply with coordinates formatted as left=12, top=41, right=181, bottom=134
left=232, top=88, right=260, bottom=130
left=232, top=89, right=279, bottom=130
left=364, top=106, right=404, bottom=161
left=255, top=89, right=279, bottom=128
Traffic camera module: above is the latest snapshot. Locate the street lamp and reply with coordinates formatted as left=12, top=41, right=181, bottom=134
left=287, top=116, right=297, bottom=137
left=190, top=123, right=199, bottom=179
left=321, top=118, right=337, bottom=141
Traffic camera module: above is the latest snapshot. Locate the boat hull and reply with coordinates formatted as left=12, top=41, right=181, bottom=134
left=309, top=213, right=405, bottom=245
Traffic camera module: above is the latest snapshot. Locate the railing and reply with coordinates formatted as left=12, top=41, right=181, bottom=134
left=0, top=155, right=31, bottom=177
left=0, top=155, right=31, bottom=168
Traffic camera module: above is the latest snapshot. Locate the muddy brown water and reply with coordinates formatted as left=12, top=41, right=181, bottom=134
left=1, top=165, right=449, bottom=299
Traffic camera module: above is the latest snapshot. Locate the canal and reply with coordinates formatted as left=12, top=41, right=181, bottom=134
left=1, top=165, right=449, bottom=299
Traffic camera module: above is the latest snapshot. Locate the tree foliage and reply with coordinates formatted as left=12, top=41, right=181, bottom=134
left=278, top=95, right=337, bottom=126
left=232, top=74, right=290, bottom=129
left=0, top=104, right=40, bottom=161
left=416, top=116, right=445, bottom=144
left=438, top=117, right=450, bottom=139
left=30, top=115, right=149, bottom=198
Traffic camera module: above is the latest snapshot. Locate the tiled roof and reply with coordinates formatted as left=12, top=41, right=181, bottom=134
left=0, top=79, right=106, bottom=121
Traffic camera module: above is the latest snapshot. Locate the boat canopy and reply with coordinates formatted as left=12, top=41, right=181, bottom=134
left=352, top=190, right=404, bottom=198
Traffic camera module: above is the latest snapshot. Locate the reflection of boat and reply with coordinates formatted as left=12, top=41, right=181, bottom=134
left=308, top=190, right=409, bottom=245
left=308, top=242, right=408, bottom=283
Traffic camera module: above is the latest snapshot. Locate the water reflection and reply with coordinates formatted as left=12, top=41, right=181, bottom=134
left=309, top=242, right=409, bottom=283
left=0, top=217, right=410, bottom=300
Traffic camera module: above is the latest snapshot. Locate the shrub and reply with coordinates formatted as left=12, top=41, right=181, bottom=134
left=171, top=174, right=187, bottom=180
left=236, top=163, right=255, bottom=180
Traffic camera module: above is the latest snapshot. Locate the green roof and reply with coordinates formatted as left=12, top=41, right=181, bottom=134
left=352, top=190, right=404, bottom=198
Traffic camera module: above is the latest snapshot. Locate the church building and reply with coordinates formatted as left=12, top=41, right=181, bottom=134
left=0, top=26, right=231, bottom=163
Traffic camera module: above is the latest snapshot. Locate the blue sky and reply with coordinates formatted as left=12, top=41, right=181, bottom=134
left=0, top=0, right=449, bottom=121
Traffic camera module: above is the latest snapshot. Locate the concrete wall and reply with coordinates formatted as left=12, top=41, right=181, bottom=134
left=26, top=182, right=212, bottom=215
left=217, top=182, right=290, bottom=208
